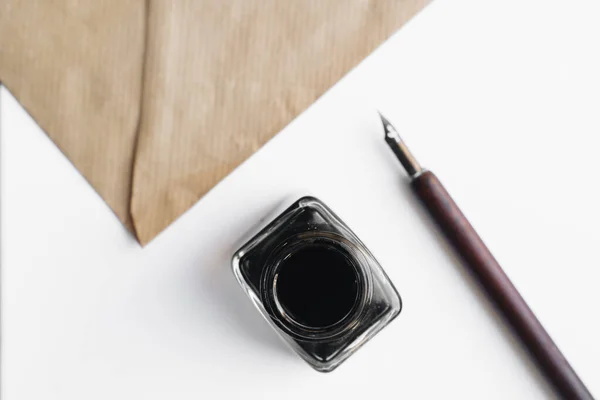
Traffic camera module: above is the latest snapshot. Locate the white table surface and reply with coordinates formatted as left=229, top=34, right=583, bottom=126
left=2, top=0, right=600, bottom=398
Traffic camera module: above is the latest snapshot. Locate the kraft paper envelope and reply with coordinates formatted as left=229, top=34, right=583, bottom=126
left=0, top=0, right=430, bottom=245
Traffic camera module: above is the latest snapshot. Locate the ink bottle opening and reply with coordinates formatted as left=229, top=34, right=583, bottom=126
left=232, top=196, right=401, bottom=372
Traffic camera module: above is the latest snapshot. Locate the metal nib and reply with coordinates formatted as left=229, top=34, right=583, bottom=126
left=378, top=112, right=423, bottom=179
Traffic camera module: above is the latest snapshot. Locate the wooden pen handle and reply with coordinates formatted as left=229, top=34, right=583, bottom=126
left=412, top=171, right=594, bottom=400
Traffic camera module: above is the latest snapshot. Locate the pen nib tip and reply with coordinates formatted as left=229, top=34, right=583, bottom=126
left=377, top=111, right=397, bottom=140
left=377, top=111, right=392, bottom=133
left=378, top=111, right=423, bottom=177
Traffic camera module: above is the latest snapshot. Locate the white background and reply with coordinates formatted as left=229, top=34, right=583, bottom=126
left=2, top=0, right=600, bottom=398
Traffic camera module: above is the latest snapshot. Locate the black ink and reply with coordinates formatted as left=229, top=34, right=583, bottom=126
left=275, top=244, right=359, bottom=328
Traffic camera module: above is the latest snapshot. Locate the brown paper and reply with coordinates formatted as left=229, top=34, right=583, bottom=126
left=0, top=1, right=146, bottom=233
left=0, top=0, right=430, bottom=245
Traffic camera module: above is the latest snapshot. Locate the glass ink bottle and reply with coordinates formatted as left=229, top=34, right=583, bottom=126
left=232, top=196, right=401, bottom=372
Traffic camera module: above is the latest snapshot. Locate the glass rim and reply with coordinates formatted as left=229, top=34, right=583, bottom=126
left=260, top=231, right=373, bottom=341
